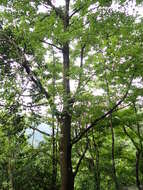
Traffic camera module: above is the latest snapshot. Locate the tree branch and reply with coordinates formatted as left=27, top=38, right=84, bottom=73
left=122, top=125, right=139, bottom=150
left=0, top=31, right=60, bottom=118
left=73, top=141, right=88, bottom=178
left=72, top=74, right=134, bottom=145
left=76, top=44, right=86, bottom=90
left=23, top=102, right=48, bottom=108
left=43, top=0, right=64, bottom=19
left=0, top=104, right=5, bottom=107
left=29, top=126, right=51, bottom=136
left=69, top=44, right=86, bottom=105
left=41, top=40, right=62, bottom=50
left=69, top=4, right=85, bottom=19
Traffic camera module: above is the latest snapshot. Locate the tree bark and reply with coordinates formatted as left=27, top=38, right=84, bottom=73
left=8, top=158, right=14, bottom=190
left=92, top=133, right=100, bottom=190
left=110, top=117, right=119, bottom=190
left=95, top=145, right=100, bottom=190
left=60, top=114, right=74, bottom=190
left=8, top=137, right=14, bottom=190
left=60, top=43, right=74, bottom=190
left=52, top=50, right=57, bottom=190
left=104, top=67, right=119, bottom=190
left=52, top=117, right=57, bottom=190
left=60, top=1, right=74, bottom=189
left=133, top=103, right=142, bottom=190
left=136, top=150, right=141, bottom=190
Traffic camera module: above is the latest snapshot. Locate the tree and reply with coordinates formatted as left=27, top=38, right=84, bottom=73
left=0, top=0, right=143, bottom=190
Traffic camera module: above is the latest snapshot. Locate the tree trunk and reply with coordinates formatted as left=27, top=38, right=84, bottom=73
left=104, top=68, right=119, bottom=190
left=104, top=65, right=119, bottom=190
left=95, top=145, right=100, bottom=190
left=60, top=1, right=74, bottom=189
left=92, top=133, right=100, bottom=190
left=60, top=113, right=74, bottom=190
left=110, top=117, right=119, bottom=190
left=136, top=150, right=142, bottom=190
left=51, top=49, right=57, bottom=190
left=133, top=103, right=142, bottom=190
left=60, top=42, right=74, bottom=190
left=8, top=137, right=14, bottom=190
left=52, top=110, right=57, bottom=190
left=8, top=157, right=14, bottom=190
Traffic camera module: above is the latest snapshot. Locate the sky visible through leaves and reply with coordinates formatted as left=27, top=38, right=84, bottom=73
left=21, top=0, right=143, bottom=145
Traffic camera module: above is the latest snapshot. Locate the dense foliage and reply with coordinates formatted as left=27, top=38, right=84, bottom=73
left=0, top=0, right=143, bottom=190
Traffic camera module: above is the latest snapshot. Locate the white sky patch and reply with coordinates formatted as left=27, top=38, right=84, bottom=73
left=111, top=0, right=143, bottom=21
left=70, top=79, right=78, bottom=92
left=52, top=0, right=65, bottom=7
left=92, top=88, right=104, bottom=96
left=38, top=0, right=65, bottom=13
left=26, top=123, right=52, bottom=146
left=132, top=78, right=143, bottom=88
left=38, top=5, right=49, bottom=13
left=137, top=96, right=143, bottom=106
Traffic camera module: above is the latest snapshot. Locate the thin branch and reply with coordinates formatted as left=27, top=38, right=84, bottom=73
left=0, top=31, right=60, bottom=118
left=29, top=126, right=51, bottom=136
left=22, top=102, right=48, bottom=108
left=40, top=13, right=51, bottom=22
left=4, top=34, right=50, bottom=97
left=115, top=103, right=131, bottom=111
left=133, top=102, right=143, bottom=150
left=22, top=59, right=51, bottom=100
left=73, top=141, right=88, bottom=178
left=20, top=93, right=40, bottom=97
left=69, top=4, right=85, bottom=19
left=69, top=3, right=99, bottom=19
left=125, top=124, right=139, bottom=138
left=41, top=40, right=62, bottom=50
left=44, top=0, right=64, bottom=19
left=0, top=104, right=5, bottom=107
left=122, top=125, right=139, bottom=150
left=72, top=74, right=134, bottom=145
left=76, top=44, right=86, bottom=91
